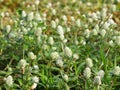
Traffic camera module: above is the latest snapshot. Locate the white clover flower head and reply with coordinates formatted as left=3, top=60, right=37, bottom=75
left=103, top=22, right=110, bottom=30
left=51, top=52, right=59, bottom=60
left=33, top=65, right=39, bottom=72
left=56, top=57, right=63, bottom=67
left=71, top=16, right=75, bottom=22
left=35, top=27, right=42, bottom=36
left=93, top=76, right=101, bottom=85
left=6, top=25, right=11, bottom=33
left=30, top=83, right=37, bottom=90
left=51, top=20, right=57, bottom=29
left=97, top=70, right=105, bottom=78
left=60, top=34, right=64, bottom=40
left=35, top=13, right=41, bottom=21
left=92, top=12, right=98, bottom=20
left=80, top=40, right=86, bottom=46
left=32, top=76, right=39, bottom=83
left=27, top=12, right=34, bottom=21
left=43, top=44, right=49, bottom=50
left=35, top=0, right=40, bottom=5
left=22, top=10, right=26, bottom=18
left=55, top=18, right=59, bottom=24
left=9, top=32, right=16, bottom=39
left=92, top=29, right=98, bottom=36
left=5, top=75, right=13, bottom=86
left=84, top=29, right=91, bottom=38
left=63, top=39, right=68, bottom=43
left=115, top=36, right=120, bottom=46
left=113, top=66, right=120, bottom=76
left=62, top=15, right=67, bottom=21
left=66, top=27, right=71, bottom=32
left=99, top=29, right=106, bottom=37
left=86, top=57, right=93, bottom=68
left=28, top=52, right=36, bottom=60
left=51, top=8, right=56, bottom=15
left=83, top=67, right=91, bottom=79
left=1, top=12, right=5, bottom=17
left=108, top=40, right=114, bottom=47
left=18, top=59, right=27, bottom=68
left=57, top=25, right=64, bottom=35
left=73, top=53, right=79, bottom=60
left=76, top=19, right=81, bottom=27
left=63, top=74, right=68, bottom=82
left=48, top=36, right=54, bottom=45
left=46, top=2, right=52, bottom=8
left=101, top=8, right=107, bottom=19
left=64, top=46, right=72, bottom=57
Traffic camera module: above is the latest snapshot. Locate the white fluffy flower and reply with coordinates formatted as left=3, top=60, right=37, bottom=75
left=73, top=54, right=79, bottom=60
left=48, top=37, right=54, bottom=45
left=32, top=76, right=39, bottom=83
left=56, top=57, right=63, bottom=67
left=35, top=0, right=40, bottom=5
left=99, top=29, right=106, bottom=37
left=64, top=47, right=72, bottom=57
left=18, top=59, right=27, bottom=68
left=22, top=10, right=26, bottom=18
left=115, top=36, right=120, bottom=46
left=113, top=66, right=120, bottom=76
left=62, top=15, right=67, bottom=21
left=83, top=67, right=91, bottom=79
left=5, top=75, right=13, bottom=86
left=51, top=52, right=59, bottom=60
left=35, top=27, right=42, bottom=36
left=30, top=83, right=37, bottom=90
left=92, top=29, right=98, bottom=36
left=84, top=29, right=91, bottom=38
left=93, top=76, right=101, bottom=85
left=57, top=25, right=64, bottom=35
left=97, top=70, right=105, bottom=78
left=86, top=58, right=93, bottom=68
left=51, top=8, right=56, bottom=15
left=35, top=13, right=41, bottom=21
left=6, top=25, right=11, bottom=33
left=60, top=34, right=64, bottom=40
left=76, top=19, right=81, bottom=27
left=27, top=12, right=34, bottom=21
left=28, top=52, right=36, bottom=60
left=108, top=40, right=114, bottom=47
left=51, top=20, right=56, bottom=29
left=63, top=74, right=68, bottom=82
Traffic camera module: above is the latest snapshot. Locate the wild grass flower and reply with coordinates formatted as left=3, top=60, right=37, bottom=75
left=86, top=58, right=93, bottom=68
left=22, top=10, right=26, bottom=18
left=64, top=46, right=72, bottom=57
left=113, top=66, right=120, bottom=76
left=93, top=76, right=101, bottom=85
left=57, top=25, right=64, bottom=35
left=48, top=36, right=54, bottom=45
left=34, top=27, right=42, bottom=36
left=5, top=75, right=13, bottom=86
left=83, top=67, right=91, bottom=79
left=51, top=52, right=59, bottom=60
left=27, top=12, right=34, bottom=21
left=51, top=20, right=57, bottom=29
left=28, top=52, right=36, bottom=60
left=18, top=59, right=27, bottom=68
left=56, top=57, right=63, bottom=67
left=62, top=74, right=68, bottom=82
left=97, top=70, right=105, bottom=78
left=73, top=54, right=79, bottom=60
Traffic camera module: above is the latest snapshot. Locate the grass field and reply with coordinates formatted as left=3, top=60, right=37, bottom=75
left=0, top=0, right=120, bottom=90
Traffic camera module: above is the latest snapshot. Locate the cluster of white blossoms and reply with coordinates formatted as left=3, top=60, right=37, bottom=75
left=4, top=75, right=13, bottom=87
left=31, top=76, right=39, bottom=90
left=18, top=59, right=28, bottom=68
left=28, top=52, right=37, bottom=60
left=83, top=67, right=91, bottom=79
left=113, top=66, right=120, bottom=76
left=64, top=46, right=72, bottom=58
